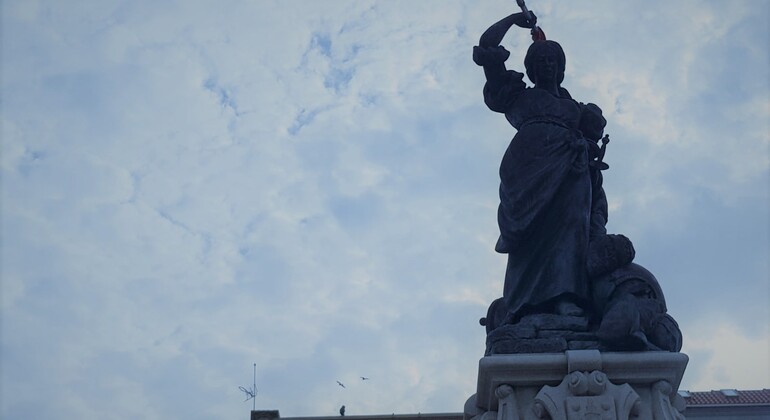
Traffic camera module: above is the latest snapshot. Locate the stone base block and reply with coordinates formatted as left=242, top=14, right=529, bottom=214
left=464, top=350, right=688, bottom=420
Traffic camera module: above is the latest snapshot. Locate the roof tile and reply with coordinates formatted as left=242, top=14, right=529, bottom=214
left=682, top=389, right=770, bottom=406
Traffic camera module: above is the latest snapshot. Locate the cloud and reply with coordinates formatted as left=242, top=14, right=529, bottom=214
left=1, top=0, right=768, bottom=418
left=682, top=322, right=770, bottom=391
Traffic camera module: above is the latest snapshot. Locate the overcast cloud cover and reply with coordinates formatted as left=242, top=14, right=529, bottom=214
left=1, top=0, right=768, bottom=418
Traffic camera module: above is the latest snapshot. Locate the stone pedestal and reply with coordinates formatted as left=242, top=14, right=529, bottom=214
left=464, top=350, right=688, bottom=420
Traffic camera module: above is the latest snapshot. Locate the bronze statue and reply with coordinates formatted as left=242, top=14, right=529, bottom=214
left=474, top=10, right=682, bottom=354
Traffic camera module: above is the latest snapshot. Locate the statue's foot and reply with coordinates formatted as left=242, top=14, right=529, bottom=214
left=555, top=300, right=584, bottom=317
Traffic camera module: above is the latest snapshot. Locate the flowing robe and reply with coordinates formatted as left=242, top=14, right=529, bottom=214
left=483, top=68, right=608, bottom=320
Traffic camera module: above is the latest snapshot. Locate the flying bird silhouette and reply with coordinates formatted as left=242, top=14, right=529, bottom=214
left=360, top=377, right=369, bottom=380
left=336, top=381, right=346, bottom=388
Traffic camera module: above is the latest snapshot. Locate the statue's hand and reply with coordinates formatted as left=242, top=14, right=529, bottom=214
left=513, top=11, right=537, bottom=29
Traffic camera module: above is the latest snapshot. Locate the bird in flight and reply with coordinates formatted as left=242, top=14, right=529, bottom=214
left=336, top=381, right=346, bottom=388
left=360, top=377, right=369, bottom=380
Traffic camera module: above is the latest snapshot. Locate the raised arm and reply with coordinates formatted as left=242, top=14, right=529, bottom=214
left=473, top=12, right=536, bottom=84
left=478, top=12, right=536, bottom=48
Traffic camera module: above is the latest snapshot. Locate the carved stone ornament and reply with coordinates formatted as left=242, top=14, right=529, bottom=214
left=649, top=381, right=686, bottom=420
left=465, top=351, right=688, bottom=420
left=532, top=371, right=640, bottom=420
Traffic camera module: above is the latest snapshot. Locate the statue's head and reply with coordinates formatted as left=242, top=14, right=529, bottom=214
left=524, top=40, right=566, bottom=86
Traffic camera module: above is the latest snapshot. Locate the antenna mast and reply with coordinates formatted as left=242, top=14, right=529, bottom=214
left=239, top=363, right=258, bottom=409
left=252, top=363, right=257, bottom=411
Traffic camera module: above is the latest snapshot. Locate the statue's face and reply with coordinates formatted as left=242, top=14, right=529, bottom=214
left=534, top=52, right=558, bottom=85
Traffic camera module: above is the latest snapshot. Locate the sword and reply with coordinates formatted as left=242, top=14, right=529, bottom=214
left=515, top=0, right=546, bottom=41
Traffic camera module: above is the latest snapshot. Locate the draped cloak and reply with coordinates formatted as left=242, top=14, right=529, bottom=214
left=483, top=67, right=608, bottom=321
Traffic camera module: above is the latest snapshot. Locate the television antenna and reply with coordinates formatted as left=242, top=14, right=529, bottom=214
left=238, top=363, right=258, bottom=410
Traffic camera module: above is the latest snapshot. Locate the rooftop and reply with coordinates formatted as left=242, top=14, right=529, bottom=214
left=678, top=389, right=770, bottom=406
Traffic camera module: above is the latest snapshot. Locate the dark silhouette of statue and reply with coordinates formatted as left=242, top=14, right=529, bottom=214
left=474, top=11, right=682, bottom=354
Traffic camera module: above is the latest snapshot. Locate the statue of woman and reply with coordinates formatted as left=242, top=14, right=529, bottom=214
left=474, top=12, right=609, bottom=323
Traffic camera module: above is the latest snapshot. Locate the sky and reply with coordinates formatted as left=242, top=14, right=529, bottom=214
left=1, top=0, right=768, bottom=419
